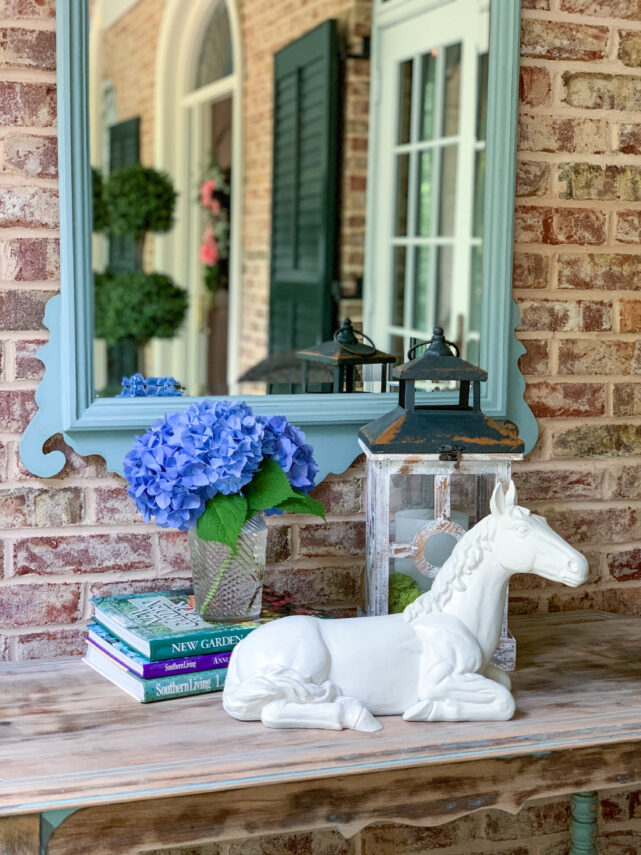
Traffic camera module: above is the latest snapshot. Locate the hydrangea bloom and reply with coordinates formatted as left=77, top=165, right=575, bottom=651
left=123, top=400, right=265, bottom=530
left=117, top=374, right=183, bottom=398
left=260, top=415, right=319, bottom=493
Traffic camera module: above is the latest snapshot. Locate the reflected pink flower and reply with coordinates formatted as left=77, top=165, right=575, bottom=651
left=200, top=229, right=219, bottom=266
left=200, top=178, right=217, bottom=208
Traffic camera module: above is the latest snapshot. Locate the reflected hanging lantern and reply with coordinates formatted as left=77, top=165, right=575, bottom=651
left=297, top=318, right=396, bottom=393
left=358, top=327, right=524, bottom=670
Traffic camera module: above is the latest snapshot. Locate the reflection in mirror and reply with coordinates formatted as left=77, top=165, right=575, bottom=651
left=88, top=0, right=490, bottom=399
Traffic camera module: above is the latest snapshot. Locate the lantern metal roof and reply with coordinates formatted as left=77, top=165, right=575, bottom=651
left=359, top=327, right=524, bottom=456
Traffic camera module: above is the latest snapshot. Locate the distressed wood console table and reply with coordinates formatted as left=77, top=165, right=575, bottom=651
left=2, top=610, right=641, bottom=855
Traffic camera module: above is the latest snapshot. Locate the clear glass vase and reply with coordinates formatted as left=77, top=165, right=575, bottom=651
left=188, top=515, right=267, bottom=622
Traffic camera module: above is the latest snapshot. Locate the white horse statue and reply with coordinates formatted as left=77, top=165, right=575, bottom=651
left=222, top=482, right=588, bottom=731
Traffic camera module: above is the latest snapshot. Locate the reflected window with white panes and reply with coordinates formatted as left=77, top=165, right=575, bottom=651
left=368, top=0, right=490, bottom=371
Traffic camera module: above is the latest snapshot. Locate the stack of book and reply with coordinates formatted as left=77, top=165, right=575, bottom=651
left=84, top=587, right=325, bottom=703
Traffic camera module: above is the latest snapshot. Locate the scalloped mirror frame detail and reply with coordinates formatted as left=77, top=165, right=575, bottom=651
left=20, top=0, right=536, bottom=483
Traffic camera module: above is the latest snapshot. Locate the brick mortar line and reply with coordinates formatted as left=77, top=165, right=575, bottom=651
left=0, top=175, right=57, bottom=188
left=1, top=624, right=86, bottom=638
left=0, top=69, right=56, bottom=83
left=518, top=199, right=641, bottom=210
left=521, top=103, right=641, bottom=121
left=0, top=19, right=56, bottom=31
left=521, top=9, right=641, bottom=30
left=513, top=288, right=626, bottom=298
left=515, top=457, right=641, bottom=469
left=514, top=244, right=641, bottom=255
left=0, top=227, right=59, bottom=238
left=518, top=153, right=641, bottom=165
left=0, top=329, right=54, bottom=338
left=0, top=127, right=58, bottom=138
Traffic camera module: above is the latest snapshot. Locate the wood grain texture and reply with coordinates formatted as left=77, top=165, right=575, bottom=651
left=0, top=815, right=39, bottom=855
left=3, top=611, right=641, bottom=824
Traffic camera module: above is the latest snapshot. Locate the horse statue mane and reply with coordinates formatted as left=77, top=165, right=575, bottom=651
left=403, top=513, right=499, bottom=621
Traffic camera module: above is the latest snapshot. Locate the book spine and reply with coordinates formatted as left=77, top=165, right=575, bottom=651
left=149, top=628, right=253, bottom=661
left=143, top=668, right=228, bottom=702
left=141, top=651, right=231, bottom=679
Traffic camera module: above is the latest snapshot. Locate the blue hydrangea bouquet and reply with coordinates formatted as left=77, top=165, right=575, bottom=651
left=123, top=400, right=325, bottom=620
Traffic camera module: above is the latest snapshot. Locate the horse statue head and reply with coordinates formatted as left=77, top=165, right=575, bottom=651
left=489, top=481, right=587, bottom=587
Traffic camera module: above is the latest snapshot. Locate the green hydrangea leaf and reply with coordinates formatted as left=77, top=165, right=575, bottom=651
left=274, top=494, right=326, bottom=519
left=243, top=458, right=294, bottom=513
left=196, top=493, right=248, bottom=549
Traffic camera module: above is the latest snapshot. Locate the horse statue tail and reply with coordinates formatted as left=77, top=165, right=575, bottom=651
left=222, top=660, right=342, bottom=721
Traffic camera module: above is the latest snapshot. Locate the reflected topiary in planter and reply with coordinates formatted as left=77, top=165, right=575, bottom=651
left=104, top=164, right=177, bottom=268
left=94, top=271, right=188, bottom=347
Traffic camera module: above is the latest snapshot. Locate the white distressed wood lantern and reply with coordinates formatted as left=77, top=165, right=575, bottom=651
left=358, top=328, right=523, bottom=668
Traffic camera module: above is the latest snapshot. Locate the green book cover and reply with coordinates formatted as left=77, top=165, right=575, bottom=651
left=91, top=590, right=267, bottom=660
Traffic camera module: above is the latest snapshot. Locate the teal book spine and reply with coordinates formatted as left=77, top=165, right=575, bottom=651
left=143, top=667, right=228, bottom=703
left=149, top=628, right=255, bottom=661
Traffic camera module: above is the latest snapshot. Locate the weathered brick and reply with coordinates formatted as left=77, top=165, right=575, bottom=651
left=609, top=462, right=641, bottom=499
left=619, top=123, right=641, bottom=154
left=0, top=238, right=59, bottom=280
left=309, top=477, right=363, bottom=516
left=518, top=338, right=549, bottom=376
left=0, top=389, right=36, bottom=432
left=0, top=290, right=52, bottom=330
left=558, top=339, right=637, bottom=375
left=155, top=529, right=190, bottom=576
left=513, top=468, right=603, bottom=502
left=519, top=116, right=608, bottom=154
left=544, top=505, right=641, bottom=545
left=3, top=134, right=57, bottom=177
left=513, top=253, right=549, bottom=290
left=613, top=382, right=641, bottom=415
left=88, top=577, right=191, bottom=601
left=0, top=81, right=56, bottom=126
left=0, top=26, right=55, bottom=70
left=519, top=66, right=551, bottom=107
left=361, top=823, right=458, bottom=854
left=14, top=627, right=85, bottom=660
left=558, top=253, right=641, bottom=291
left=523, top=0, right=549, bottom=7
left=298, top=521, right=365, bottom=556
left=561, top=0, right=641, bottom=17
left=0, top=583, right=83, bottom=628
left=13, top=338, right=45, bottom=380
left=0, top=634, right=8, bottom=661
left=620, top=300, right=641, bottom=332
left=552, top=424, right=641, bottom=458
left=564, top=72, right=641, bottom=111
left=525, top=382, right=606, bottom=418
left=608, top=549, right=641, bottom=581
left=518, top=300, right=611, bottom=334
left=13, top=533, right=153, bottom=576
left=265, top=522, right=291, bottom=564
left=561, top=163, right=641, bottom=202
left=514, top=206, right=606, bottom=246
left=0, top=490, right=28, bottom=527
left=508, top=595, right=541, bottom=616
left=616, top=210, right=641, bottom=243
left=94, top=485, right=144, bottom=525
left=597, top=831, right=641, bottom=854
left=521, top=20, right=608, bottom=61
left=516, top=161, right=549, bottom=197
left=620, top=30, right=641, bottom=67
left=0, top=187, right=58, bottom=228
left=484, top=799, right=571, bottom=841
left=265, top=563, right=363, bottom=605
left=31, top=487, right=83, bottom=527
left=0, top=0, right=56, bottom=18
left=227, top=829, right=353, bottom=855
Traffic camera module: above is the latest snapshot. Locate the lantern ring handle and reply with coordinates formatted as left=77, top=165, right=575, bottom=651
left=407, top=338, right=460, bottom=360
left=411, top=519, right=467, bottom=577
left=333, top=328, right=377, bottom=356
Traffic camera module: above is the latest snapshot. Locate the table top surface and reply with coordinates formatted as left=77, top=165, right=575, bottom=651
left=2, top=610, right=641, bottom=817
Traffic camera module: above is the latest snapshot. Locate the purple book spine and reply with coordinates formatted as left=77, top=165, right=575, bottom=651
left=140, top=651, right=232, bottom=679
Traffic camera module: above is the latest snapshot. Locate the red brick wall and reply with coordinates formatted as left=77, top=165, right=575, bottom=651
left=4, top=1, right=641, bottom=849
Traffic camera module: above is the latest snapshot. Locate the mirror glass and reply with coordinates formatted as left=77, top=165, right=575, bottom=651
left=88, top=0, right=490, bottom=398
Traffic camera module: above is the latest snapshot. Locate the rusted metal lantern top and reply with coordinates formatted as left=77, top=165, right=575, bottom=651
left=297, top=318, right=396, bottom=393
left=359, top=326, right=524, bottom=456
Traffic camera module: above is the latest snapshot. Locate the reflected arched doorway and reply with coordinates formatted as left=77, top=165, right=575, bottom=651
left=154, top=0, right=242, bottom=395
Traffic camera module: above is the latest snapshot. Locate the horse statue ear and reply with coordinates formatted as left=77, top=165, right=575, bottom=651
left=505, top=480, right=518, bottom=509
left=490, top=482, right=505, bottom=516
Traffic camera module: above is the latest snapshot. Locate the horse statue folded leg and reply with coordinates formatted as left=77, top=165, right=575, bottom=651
left=222, top=481, right=588, bottom=731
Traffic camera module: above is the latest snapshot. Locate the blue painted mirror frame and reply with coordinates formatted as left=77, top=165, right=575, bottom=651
left=20, top=0, right=536, bottom=482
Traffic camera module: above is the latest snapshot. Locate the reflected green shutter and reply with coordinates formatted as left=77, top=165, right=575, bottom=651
left=108, top=117, right=140, bottom=274
left=269, top=20, right=340, bottom=355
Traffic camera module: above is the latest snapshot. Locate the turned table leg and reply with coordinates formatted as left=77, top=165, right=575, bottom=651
left=570, top=791, right=598, bottom=855
left=0, top=815, right=40, bottom=855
